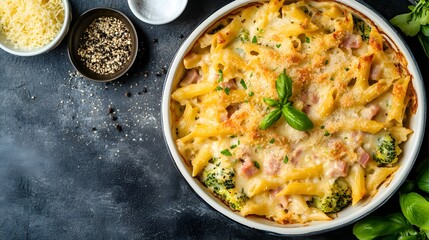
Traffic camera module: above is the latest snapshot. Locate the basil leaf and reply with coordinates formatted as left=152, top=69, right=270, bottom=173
left=263, top=98, right=280, bottom=107
left=390, top=13, right=421, bottom=37
left=422, top=25, right=429, bottom=37
left=399, top=180, right=417, bottom=194
left=400, top=192, right=429, bottom=231
left=417, top=166, right=429, bottom=193
left=259, top=108, right=282, bottom=130
left=353, top=213, right=410, bottom=240
left=276, top=69, right=292, bottom=103
left=281, top=105, right=314, bottom=131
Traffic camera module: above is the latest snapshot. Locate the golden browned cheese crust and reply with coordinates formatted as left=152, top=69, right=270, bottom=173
left=170, top=0, right=416, bottom=224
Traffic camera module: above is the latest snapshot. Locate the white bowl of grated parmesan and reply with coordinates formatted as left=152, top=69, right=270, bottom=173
left=0, top=0, right=72, bottom=56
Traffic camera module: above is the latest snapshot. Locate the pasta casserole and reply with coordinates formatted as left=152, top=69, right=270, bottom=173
left=170, top=0, right=417, bottom=224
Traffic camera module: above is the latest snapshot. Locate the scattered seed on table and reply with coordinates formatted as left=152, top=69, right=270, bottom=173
left=115, top=124, right=123, bottom=131
left=108, top=107, right=115, bottom=114
left=125, top=91, right=131, bottom=97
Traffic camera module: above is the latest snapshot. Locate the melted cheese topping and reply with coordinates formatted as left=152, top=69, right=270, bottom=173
left=0, top=0, right=64, bottom=49
left=170, top=0, right=416, bottom=224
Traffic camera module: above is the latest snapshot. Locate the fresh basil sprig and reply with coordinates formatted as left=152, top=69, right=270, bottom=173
left=390, top=0, right=429, bottom=58
left=260, top=69, right=314, bottom=131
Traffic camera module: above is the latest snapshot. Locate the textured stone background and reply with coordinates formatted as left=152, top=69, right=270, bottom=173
left=0, top=0, right=427, bottom=239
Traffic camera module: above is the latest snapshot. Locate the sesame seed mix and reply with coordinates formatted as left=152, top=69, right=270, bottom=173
left=78, top=17, right=132, bottom=75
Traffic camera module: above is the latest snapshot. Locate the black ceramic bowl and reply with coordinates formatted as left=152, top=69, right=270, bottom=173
left=68, top=8, right=138, bottom=82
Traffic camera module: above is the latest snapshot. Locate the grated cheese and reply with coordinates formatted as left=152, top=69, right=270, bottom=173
left=0, top=0, right=64, bottom=49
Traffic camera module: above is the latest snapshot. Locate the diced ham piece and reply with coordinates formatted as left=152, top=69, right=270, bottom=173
left=264, top=154, right=282, bottom=176
left=180, top=69, right=201, bottom=86
left=241, top=158, right=258, bottom=177
left=328, top=160, right=349, bottom=177
left=357, top=147, right=370, bottom=168
left=370, top=64, right=382, bottom=80
left=341, top=33, right=363, bottom=49
left=269, top=188, right=289, bottom=208
left=220, top=104, right=240, bottom=122
left=361, top=104, right=381, bottom=120
left=237, top=147, right=258, bottom=177
left=226, top=104, right=239, bottom=118
left=290, top=148, right=302, bottom=165
left=220, top=79, right=238, bottom=90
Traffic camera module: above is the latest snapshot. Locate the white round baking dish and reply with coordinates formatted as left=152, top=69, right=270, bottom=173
left=161, top=0, right=426, bottom=236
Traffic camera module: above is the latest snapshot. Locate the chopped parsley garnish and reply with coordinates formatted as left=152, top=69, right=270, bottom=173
left=238, top=139, right=241, bottom=145
left=230, top=135, right=237, bottom=138
left=345, top=67, right=350, bottom=71
left=248, top=91, right=254, bottom=97
left=269, top=138, right=275, bottom=144
left=324, top=131, right=330, bottom=136
left=321, top=125, right=325, bottom=129
left=253, top=161, right=260, bottom=169
left=276, top=44, right=281, bottom=48
left=239, top=79, right=248, bottom=90
left=305, top=36, right=310, bottom=43
left=216, top=86, right=223, bottom=91
left=252, top=36, right=258, bottom=43
left=325, top=60, right=329, bottom=65
left=218, top=69, right=223, bottom=82
left=224, top=87, right=230, bottom=95
left=284, top=155, right=289, bottom=164
left=221, top=149, right=232, bottom=156
left=230, top=144, right=237, bottom=149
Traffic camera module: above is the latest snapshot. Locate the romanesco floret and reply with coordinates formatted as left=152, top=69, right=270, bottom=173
left=373, top=134, right=401, bottom=165
left=312, top=178, right=352, bottom=213
left=201, top=158, right=248, bottom=211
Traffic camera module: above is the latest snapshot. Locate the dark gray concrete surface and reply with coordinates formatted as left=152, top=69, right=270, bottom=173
left=0, top=0, right=427, bottom=239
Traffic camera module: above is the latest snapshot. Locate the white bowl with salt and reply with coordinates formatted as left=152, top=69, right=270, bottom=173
left=128, top=0, right=188, bottom=25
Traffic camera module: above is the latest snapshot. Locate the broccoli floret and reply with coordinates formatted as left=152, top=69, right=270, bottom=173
left=312, top=178, right=352, bottom=213
left=201, top=158, right=248, bottom=211
left=373, top=134, right=401, bottom=165
left=353, top=15, right=371, bottom=42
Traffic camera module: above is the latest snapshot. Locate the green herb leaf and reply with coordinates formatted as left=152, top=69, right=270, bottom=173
left=276, top=69, right=292, bottom=103
left=221, top=149, right=232, bottom=156
left=263, top=98, right=281, bottom=107
left=353, top=213, right=412, bottom=240
left=281, top=104, right=314, bottom=131
left=259, top=108, right=282, bottom=130
left=239, top=79, right=248, bottom=90
left=252, top=36, right=257, bottom=43
left=230, top=144, right=237, bottom=149
left=390, top=13, right=421, bottom=37
left=276, top=44, right=281, bottom=48
left=324, top=131, right=330, bottom=136
left=218, top=69, right=224, bottom=82
left=216, top=86, right=223, bottom=91
left=400, top=192, right=429, bottom=231
left=305, top=36, right=310, bottom=43
left=418, top=32, right=429, bottom=58
left=248, top=91, right=254, bottom=97
left=417, top=166, right=429, bottom=194
left=269, top=138, right=275, bottom=144
left=253, top=161, right=260, bottom=169
left=422, top=25, right=429, bottom=37
left=224, top=87, right=230, bottom=95
left=283, top=155, right=289, bottom=164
